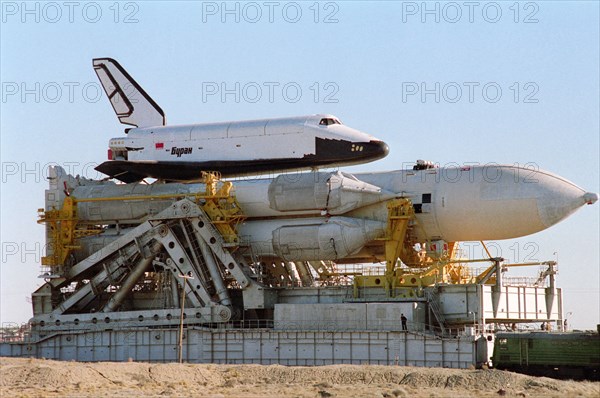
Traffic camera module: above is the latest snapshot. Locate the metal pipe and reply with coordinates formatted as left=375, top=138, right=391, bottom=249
left=495, top=259, right=503, bottom=291
left=179, top=281, right=185, bottom=363
left=294, top=261, right=314, bottom=287
left=177, top=272, right=194, bottom=363
left=284, top=262, right=298, bottom=285
left=170, top=273, right=179, bottom=308
left=102, top=241, right=163, bottom=313
left=197, top=239, right=232, bottom=306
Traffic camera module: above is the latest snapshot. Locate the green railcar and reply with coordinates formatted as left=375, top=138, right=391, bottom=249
left=493, top=331, right=600, bottom=380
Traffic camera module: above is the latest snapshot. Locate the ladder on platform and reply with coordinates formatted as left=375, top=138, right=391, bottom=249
left=425, top=288, right=446, bottom=335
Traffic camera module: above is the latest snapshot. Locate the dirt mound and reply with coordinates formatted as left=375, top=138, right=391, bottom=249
left=1, top=357, right=598, bottom=397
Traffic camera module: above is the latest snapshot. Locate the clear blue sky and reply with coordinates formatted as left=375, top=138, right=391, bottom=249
left=1, top=1, right=598, bottom=329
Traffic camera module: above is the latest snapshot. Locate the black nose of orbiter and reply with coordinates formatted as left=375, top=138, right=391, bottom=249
left=365, top=140, right=389, bottom=160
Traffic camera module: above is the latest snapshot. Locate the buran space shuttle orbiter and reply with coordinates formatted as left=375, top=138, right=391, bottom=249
left=92, top=58, right=389, bottom=183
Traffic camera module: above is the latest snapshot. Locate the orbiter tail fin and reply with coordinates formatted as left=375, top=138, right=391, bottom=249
left=93, top=58, right=166, bottom=128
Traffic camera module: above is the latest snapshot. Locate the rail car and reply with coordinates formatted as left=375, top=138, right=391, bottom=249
left=492, top=330, right=600, bottom=380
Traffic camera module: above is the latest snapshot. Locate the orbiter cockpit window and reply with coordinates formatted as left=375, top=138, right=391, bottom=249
left=319, top=118, right=341, bottom=126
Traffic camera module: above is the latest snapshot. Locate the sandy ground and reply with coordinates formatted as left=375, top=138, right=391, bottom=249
left=1, top=357, right=598, bottom=398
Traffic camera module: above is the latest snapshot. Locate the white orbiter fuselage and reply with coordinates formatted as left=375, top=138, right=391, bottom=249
left=92, top=58, right=388, bottom=182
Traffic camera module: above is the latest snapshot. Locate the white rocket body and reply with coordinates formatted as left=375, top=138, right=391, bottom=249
left=48, top=164, right=597, bottom=264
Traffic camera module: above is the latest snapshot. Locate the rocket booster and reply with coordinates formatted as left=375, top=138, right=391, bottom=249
left=48, top=164, right=597, bottom=264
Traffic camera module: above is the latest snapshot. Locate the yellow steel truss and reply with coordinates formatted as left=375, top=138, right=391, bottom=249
left=353, top=198, right=476, bottom=298
left=38, top=196, right=103, bottom=267
left=38, top=172, right=245, bottom=267
left=198, top=171, right=245, bottom=244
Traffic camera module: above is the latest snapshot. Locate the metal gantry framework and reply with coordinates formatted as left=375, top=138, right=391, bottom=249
left=33, top=173, right=273, bottom=335
left=30, top=168, right=563, bottom=340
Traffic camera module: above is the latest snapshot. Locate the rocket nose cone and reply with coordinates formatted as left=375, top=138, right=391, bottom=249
left=536, top=172, right=592, bottom=228
left=584, top=192, right=598, bottom=205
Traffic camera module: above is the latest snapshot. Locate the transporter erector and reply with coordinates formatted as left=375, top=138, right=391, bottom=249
left=2, top=59, right=597, bottom=367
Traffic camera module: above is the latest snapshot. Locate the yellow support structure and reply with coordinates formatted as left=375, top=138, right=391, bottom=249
left=38, top=171, right=246, bottom=267
left=382, top=198, right=415, bottom=295
left=353, top=198, right=478, bottom=298
left=197, top=171, right=245, bottom=244
left=38, top=196, right=102, bottom=267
